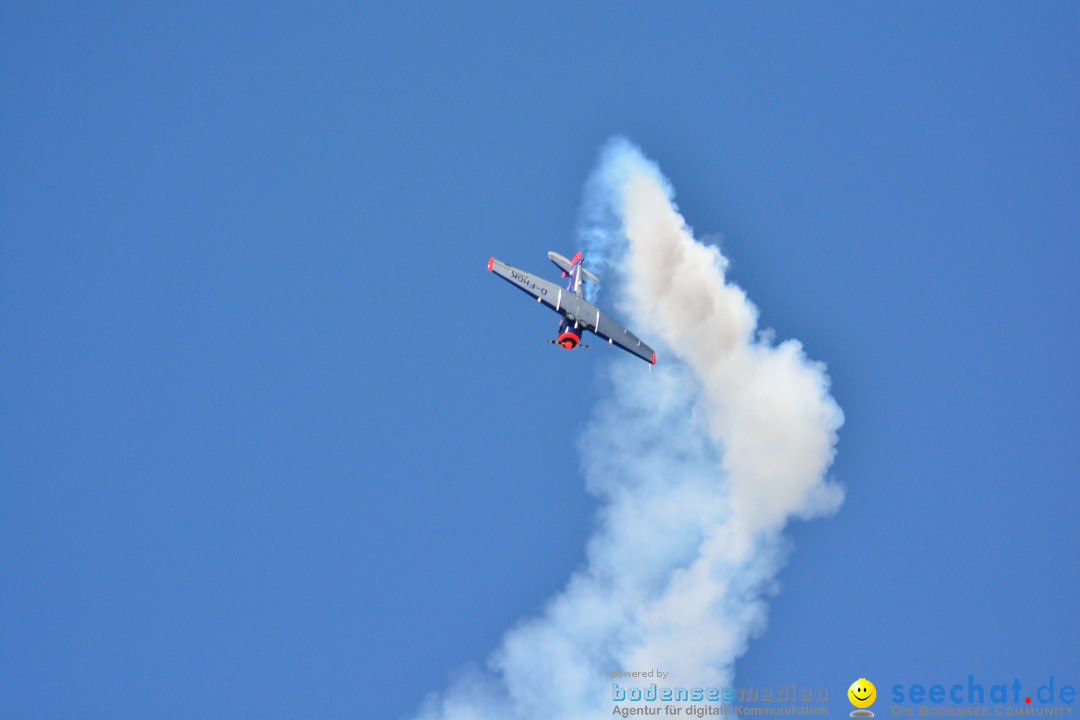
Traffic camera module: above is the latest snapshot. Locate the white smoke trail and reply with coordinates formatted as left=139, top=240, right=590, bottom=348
left=414, top=138, right=843, bottom=720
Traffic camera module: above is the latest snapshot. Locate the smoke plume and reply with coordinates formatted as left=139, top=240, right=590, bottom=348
left=415, top=138, right=844, bottom=720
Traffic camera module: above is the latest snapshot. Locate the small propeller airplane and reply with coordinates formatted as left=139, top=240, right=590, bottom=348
left=488, top=251, right=656, bottom=365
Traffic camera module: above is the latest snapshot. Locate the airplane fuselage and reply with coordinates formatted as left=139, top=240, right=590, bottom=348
left=555, top=253, right=585, bottom=349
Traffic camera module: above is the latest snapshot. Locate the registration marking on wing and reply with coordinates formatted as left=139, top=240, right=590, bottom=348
left=510, top=269, right=548, bottom=297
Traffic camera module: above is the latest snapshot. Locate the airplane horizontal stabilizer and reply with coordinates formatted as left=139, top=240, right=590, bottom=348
left=548, top=251, right=573, bottom=274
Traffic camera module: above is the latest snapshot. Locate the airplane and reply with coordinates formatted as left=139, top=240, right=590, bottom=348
left=488, top=251, right=656, bottom=365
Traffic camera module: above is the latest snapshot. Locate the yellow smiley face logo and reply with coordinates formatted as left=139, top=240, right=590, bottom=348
left=848, top=679, right=876, bottom=708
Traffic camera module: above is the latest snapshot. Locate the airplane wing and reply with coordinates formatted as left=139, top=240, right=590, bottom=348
left=489, top=257, right=569, bottom=313
left=583, top=305, right=656, bottom=365
left=489, top=257, right=656, bottom=365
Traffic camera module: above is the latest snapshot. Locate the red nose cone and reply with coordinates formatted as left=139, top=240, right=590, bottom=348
left=558, top=331, right=579, bottom=350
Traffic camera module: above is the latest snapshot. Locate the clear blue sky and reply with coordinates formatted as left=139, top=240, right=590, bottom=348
left=2, top=4, right=1077, bottom=719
